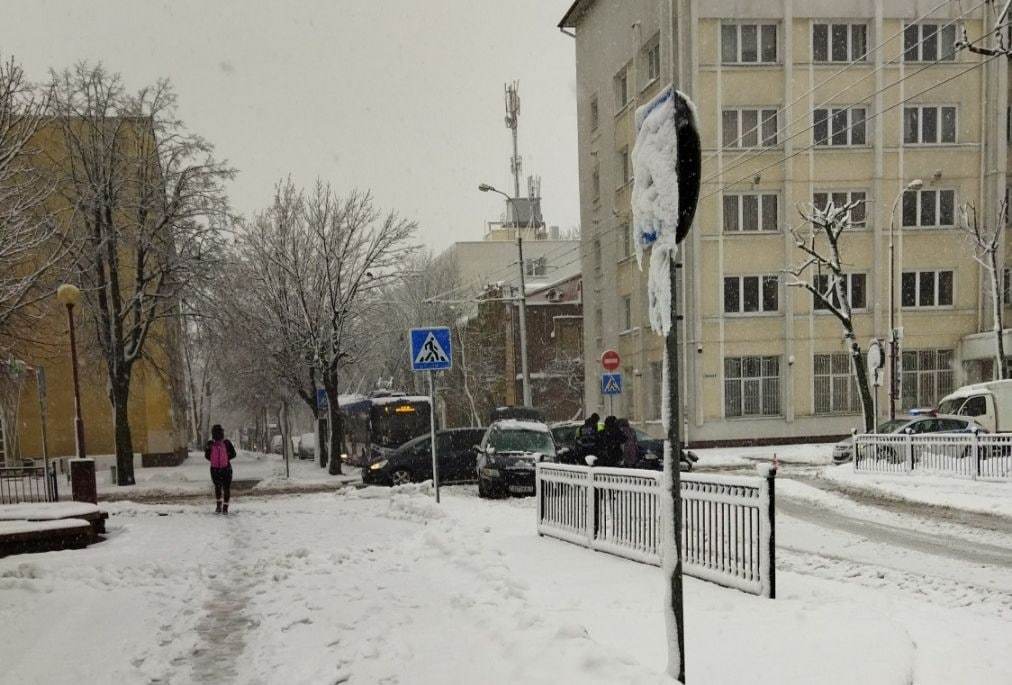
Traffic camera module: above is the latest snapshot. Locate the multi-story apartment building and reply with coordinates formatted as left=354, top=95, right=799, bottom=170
left=560, top=1, right=1009, bottom=444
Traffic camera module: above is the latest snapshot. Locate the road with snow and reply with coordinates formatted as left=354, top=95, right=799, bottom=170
left=1, top=471, right=1011, bottom=683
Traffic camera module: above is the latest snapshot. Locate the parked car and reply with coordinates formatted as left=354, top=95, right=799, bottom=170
left=832, top=414, right=985, bottom=464
left=296, top=433, right=316, bottom=460
left=549, top=421, right=697, bottom=470
left=363, top=428, right=486, bottom=486
left=477, top=419, right=557, bottom=498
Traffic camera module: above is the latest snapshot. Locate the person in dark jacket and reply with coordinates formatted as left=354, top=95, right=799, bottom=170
left=617, top=418, right=639, bottom=467
left=598, top=416, right=624, bottom=467
left=575, top=413, right=600, bottom=464
left=204, top=424, right=236, bottom=514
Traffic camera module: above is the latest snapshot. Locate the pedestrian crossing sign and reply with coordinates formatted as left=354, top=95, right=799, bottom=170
left=601, top=372, right=622, bottom=395
left=410, top=327, right=452, bottom=372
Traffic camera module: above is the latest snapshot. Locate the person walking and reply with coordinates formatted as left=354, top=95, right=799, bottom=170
left=204, top=424, right=236, bottom=514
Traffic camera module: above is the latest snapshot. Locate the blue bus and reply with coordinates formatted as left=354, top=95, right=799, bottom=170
left=339, top=392, right=432, bottom=467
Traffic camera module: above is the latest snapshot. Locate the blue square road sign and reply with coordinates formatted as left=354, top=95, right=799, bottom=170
left=601, top=372, right=622, bottom=396
left=410, top=327, right=452, bottom=372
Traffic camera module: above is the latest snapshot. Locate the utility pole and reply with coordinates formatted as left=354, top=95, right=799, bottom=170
left=516, top=233, right=532, bottom=406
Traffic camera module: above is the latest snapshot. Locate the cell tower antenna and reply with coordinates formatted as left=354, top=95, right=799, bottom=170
left=504, top=80, right=521, bottom=199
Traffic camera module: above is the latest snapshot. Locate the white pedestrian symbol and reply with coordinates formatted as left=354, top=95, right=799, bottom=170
left=414, top=332, right=449, bottom=365
left=604, top=376, right=621, bottom=393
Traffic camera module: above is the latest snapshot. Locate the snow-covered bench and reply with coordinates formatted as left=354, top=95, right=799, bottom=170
left=0, top=502, right=108, bottom=557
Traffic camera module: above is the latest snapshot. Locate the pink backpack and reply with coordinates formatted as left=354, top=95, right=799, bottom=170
left=210, top=441, right=230, bottom=468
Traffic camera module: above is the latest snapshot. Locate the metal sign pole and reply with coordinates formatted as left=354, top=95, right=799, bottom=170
left=428, top=370, right=440, bottom=503
left=666, top=255, right=686, bottom=682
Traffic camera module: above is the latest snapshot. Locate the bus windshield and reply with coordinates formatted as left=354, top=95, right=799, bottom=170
left=370, top=401, right=430, bottom=448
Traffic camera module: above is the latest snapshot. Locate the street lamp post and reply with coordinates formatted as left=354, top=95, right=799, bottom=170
left=888, top=179, right=923, bottom=421
left=479, top=183, right=533, bottom=407
left=56, top=284, right=87, bottom=460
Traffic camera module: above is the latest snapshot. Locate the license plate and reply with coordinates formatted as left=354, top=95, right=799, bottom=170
left=508, top=485, right=534, bottom=494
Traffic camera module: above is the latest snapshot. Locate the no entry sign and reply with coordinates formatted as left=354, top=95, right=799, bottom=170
left=601, top=349, right=621, bottom=372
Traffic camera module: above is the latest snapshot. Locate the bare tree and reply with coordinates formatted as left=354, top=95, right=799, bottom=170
left=0, top=56, right=61, bottom=353
left=959, top=201, right=1009, bottom=379
left=48, top=63, right=233, bottom=484
left=786, top=201, right=875, bottom=431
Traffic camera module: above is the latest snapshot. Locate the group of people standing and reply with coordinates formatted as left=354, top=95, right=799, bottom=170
left=572, top=413, right=640, bottom=468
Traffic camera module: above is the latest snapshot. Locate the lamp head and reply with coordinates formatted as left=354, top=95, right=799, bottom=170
left=56, top=283, right=81, bottom=307
left=478, top=183, right=493, bottom=193
left=906, top=179, right=924, bottom=191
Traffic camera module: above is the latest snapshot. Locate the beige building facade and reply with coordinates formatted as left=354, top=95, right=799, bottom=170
left=561, top=0, right=1010, bottom=444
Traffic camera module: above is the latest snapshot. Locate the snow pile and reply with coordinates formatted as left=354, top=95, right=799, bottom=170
left=0, top=502, right=101, bottom=520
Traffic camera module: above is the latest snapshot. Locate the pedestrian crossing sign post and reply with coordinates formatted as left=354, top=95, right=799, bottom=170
left=409, top=326, right=452, bottom=505
left=601, top=372, right=622, bottom=396
left=409, top=327, right=452, bottom=372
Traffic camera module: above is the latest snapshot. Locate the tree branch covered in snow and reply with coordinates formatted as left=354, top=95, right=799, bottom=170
left=958, top=201, right=1009, bottom=379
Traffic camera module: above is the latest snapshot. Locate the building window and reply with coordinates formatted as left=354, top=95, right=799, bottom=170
left=525, top=256, right=547, bottom=277
left=593, top=237, right=602, bottom=273
left=723, top=193, right=779, bottom=232
left=814, top=353, right=861, bottom=414
left=724, top=275, right=779, bottom=314
left=901, top=349, right=953, bottom=409
left=724, top=356, right=781, bottom=418
left=618, top=147, right=630, bottom=186
left=644, top=39, right=661, bottom=83
left=592, top=163, right=600, bottom=202
left=903, top=23, right=957, bottom=62
left=901, top=270, right=954, bottom=308
left=813, top=107, right=867, bottom=146
left=721, top=23, right=778, bottom=64
left=649, top=360, right=662, bottom=420
left=619, top=222, right=632, bottom=259
left=813, top=273, right=867, bottom=311
left=813, top=191, right=867, bottom=228
left=812, top=23, right=868, bottom=62
left=722, top=108, right=779, bottom=148
left=901, top=188, right=955, bottom=228
left=614, top=66, right=629, bottom=109
left=594, top=306, right=603, bottom=351
left=903, top=106, right=956, bottom=144
left=590, top=95, right=599, bottom=132
left=621, top=295, right=633, bottom=331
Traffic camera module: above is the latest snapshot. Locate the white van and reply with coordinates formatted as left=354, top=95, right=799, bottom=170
left=936, top=379, right=1012, bottom=433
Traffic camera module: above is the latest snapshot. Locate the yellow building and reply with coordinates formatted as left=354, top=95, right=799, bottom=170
left=0, top=120, right=189, bottom=466
left=561, top=1, right=1008, bottom=444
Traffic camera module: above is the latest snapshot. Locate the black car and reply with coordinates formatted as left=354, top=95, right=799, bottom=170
left=549, top=421, right=697, bottom=470
left=477, top=419, right=557, bottom=498
left=363, top=428, right=486, bottom=486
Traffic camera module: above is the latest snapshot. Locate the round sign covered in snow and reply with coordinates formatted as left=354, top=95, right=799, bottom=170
left=601, top=350, right=621, bottom=371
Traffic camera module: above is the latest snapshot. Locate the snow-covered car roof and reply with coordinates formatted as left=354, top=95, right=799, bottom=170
left=491, top=419, right=551, bottom=433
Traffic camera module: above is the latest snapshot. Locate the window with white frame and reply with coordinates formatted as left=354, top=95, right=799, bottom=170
left=812, top=23, right=868, bottom=62
left=525, top=256, right=547, bottom=277
left=901, top=188, right=955, bottom=227
left=724, top=356, right=781, bottom=417
left=904, top=105, right=956, bottom=144
left=901, top=349, right=953, bottom=409
left=618, top=147, right=630, bottom=186
left=721, top=23, right=778, bottom=64
left=903, top=23, right=957, bottom=62
left=594, top=306, right=603, bottom=351
left=813, top=273, right=867, bottom=311
left=722, top=108, right=779, bottom=148
left=723, top=193, right=779, bottom=232
left=590, top=95, right=599, bottom=132
left=901, top=270, right=954, bottom=308
left=814, top=353, right=861, bottom=414
left=813, top=107, right=867, bottom=146
left=724, top=274, right=779, bottom=314
left=614, top=66, right=629, bottom=109
left=644, top=38, right=661, bottom=83
left=649, top=360, right=662, bottom=420
left=813, top=190, right=867, bottom=227
left=621, top=295, right=632, bottom=331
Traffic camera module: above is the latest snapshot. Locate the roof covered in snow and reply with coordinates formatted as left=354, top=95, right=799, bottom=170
left=491, top=419, right=551, bottom=433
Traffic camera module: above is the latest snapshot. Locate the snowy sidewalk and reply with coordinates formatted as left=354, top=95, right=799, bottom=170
left=1, top=485, right=1011, bottom=683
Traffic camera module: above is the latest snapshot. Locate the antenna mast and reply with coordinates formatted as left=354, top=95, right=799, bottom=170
left=504, top=81, right=521, bottom=200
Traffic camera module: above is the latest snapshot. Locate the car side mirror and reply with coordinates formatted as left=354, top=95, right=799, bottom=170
left=558, top=447, right=571, bottom=457
left=485, top=445, right=496, bottom=456
left=584, top=455, right=597, bottom=467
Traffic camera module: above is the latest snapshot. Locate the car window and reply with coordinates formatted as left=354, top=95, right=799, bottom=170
left=937, top=419, right=966, bottom=431
left=960, top=395, right=987, bottom=417
left=489, top=428, right=556, bottom=456
left=910, top=419, right=938, bottom=433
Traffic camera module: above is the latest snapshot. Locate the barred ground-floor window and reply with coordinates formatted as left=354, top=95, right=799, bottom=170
left=901, top=349, right=953, bottom=409
left=649, top=360, right=662, bottom=421
left=813, top=352, right=861, bottom=414
left=724, top=355, right=780, bottom=417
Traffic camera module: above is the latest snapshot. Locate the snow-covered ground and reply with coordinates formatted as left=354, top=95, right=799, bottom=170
left=2, top=480, right=1011, bottom=683
left=84, top=450, right=358, bottom=500
left=821, top=462, right=1012, bottom=519
left=692, top=442, right=836, bottom=468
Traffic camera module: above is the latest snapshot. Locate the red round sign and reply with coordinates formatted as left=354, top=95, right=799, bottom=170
left=601, top=350, right=621, bottom=371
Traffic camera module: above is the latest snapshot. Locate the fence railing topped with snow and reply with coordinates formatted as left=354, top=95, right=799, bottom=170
left=853, top=432, right=1012, bottom=481
left=535, top=463, right=776, bottom=598
left=0, top=465, right=58, bottom=505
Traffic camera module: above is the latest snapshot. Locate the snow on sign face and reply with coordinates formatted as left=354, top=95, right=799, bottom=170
left=631, top=87, right=701, bottom=335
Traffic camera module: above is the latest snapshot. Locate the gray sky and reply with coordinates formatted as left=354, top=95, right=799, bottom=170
left=3, top=0, right=579, bottom=252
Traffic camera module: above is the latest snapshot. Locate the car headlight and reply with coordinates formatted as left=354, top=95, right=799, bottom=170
left=369, top=460, right=388, bottom=471
left=481, top=467, right=500, bottom=478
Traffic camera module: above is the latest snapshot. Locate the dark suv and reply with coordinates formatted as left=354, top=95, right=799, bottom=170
left=364, top=428, right=486, bottom=486
left=476, top=419, right=557, bottom=498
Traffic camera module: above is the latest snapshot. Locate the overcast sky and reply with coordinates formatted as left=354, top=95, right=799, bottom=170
left=3, top=0, right=579, bottom=253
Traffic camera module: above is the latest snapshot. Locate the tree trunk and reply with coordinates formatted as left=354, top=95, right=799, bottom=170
left=326, top=376, right=343, bottom=475
left=109, top=377, right=136, bottom=486
left=847, top=334, right=876, bottom=432
left=989, top=256, right=1008, bottom=379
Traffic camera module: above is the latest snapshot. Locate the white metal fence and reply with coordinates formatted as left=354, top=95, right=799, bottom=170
left=853, top=432, right=1012, bottom=480
left=535, top=463, right=776, bottom=598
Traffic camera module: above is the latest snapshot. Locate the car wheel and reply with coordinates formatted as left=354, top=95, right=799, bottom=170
left=390, top=469, right=412, bottom=486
